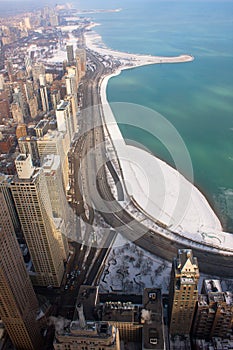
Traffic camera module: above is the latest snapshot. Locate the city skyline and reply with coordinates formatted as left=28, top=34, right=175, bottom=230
left=0, top=1, right=232, bottom=349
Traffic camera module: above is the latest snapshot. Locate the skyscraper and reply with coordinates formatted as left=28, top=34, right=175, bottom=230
left=40, top=85, right=49, bottom=112
left=0, top=74, right=5, bottom=90
left=51, top=89, right=61, bottom=110
left=65, top=66, right=79, bottom=126
left=75, top=48, right=86, bottom=79
left=43, top=154, right=69, bottom=260
left=66, top=45, right=74, bottom=65
left=18, top=136, right=40, bottom=166
left=10, top=154, right=65, bottom=287
left=32, top=63, right=45, bottom=86
left=24, top=17, right=31, bottom=30
left=169, top=249, right=199, bottom=335
left=28, top=95, right=39, bottom=119
left=65, top=73, right=77, bottom=96
left=0, top=189, right=43, bottom=350
left=16, top=124, right=27, bottom=139
left=56, top=100, right=74, bottom=146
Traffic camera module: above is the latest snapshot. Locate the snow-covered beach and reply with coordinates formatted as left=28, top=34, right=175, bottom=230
left=47, top=20, right=233, bottom=252
left=84, top=25, right=233, bottom=252
left=85, top=24, right=194, bottom=67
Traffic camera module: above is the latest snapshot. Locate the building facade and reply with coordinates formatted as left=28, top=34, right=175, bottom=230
left=10, top=154, right=65, bottom=287
left=0, top=190, right=43, bottom=349
left=54, top=321, right=120, bottom=350
left=66, top=45, right=74, bottom=65
left=169, top=249, right=200, bottom=335
left=192, top=280, right=233, bottom=340
left=56, top=100, right=74, bottom=144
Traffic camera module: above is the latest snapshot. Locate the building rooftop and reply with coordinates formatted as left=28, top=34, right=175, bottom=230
left=102, top=301, right=140, bottom=323
left=73, top=286, right=99, bottom=321
left=37, top=129, right=62, bottom=141
left=224, top=292, right=233, bottom=306
left=35, top=119, right=49, bottom=129
left=203, top=280, right=222, bottom=294
left=208, top=292, right=225, bottom=304
left=16, top=154, right=27, bottom=161
left=176, top=249, right=199, bottom=272
left=57, top=100, right=69, bottom=111
left=53, top=321, right=118, bottom=349
left=142, top=289, right=164, bottom=350
left=43, top=154, right=60, bottom=171
left=11, top=167, right=41, bottom=184
left=69, top=321, right=113, bottom=338
left=18, top=136, right=38, bottom=141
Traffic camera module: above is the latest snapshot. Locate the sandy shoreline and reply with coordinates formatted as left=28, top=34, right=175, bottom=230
left=84, top=25, right=233, bottom=252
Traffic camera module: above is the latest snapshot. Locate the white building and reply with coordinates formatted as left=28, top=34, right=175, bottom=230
left=56, top=100, right=74, bottom=145
left=15, top=154, right=35, bottom=179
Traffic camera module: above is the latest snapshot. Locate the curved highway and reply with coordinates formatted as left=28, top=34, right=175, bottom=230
left=70, top=49, right=233, bottom=278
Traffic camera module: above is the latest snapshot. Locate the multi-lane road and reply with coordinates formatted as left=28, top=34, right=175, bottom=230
left=70, top=49, right=233, bottom=278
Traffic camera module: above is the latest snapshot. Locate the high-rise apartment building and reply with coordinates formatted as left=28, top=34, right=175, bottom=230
left=32, top=63, right=46, bottom=86
left=25, top=56, right=32, bottom=77
left=192, top=279, right=233, bottom=340
left=75, top=48, right=86, bottom=79
left=66, top=66, right=79, bottom=88
left=0, top=74, right=5, bottom=90
left=65, top=95, right=78, bottom=131
left=56, top=100, right=74, bottom=144
left=24, top=17, right=31, bottom=30
left=35, top=119, right=50, bottom=138
left=43, top=154, right=70, bottom=259
left=43, top=154, right=64, bottom=218
left=49, top=14, right=59, bottom=27
left=35, top=128, right=70, bottom=188
left=5, top=60, right=14, bottom=81
left=10, top=154, right=65, bottom=287
left=11, top=102, right=24, bottom=123
left=16, top=124, right=27, bottom=139
left=53, top=300, right=120, bottom=350
left=40, top=85, right=49, bottom=112
left=0, top=189, right=43, bottom=350
left=169, top=249, right=199, bottom=335
left=66, top=45, right=74, bottom=65
left=24, top=79, right=34, bottom=102
left=36, top=130, right=63, bottom=158
left=0, top=98, right=10, bottom=121
left=54, top=321, right=120, bottom=350
left=18, top=136, right=40, bottom=166
left=28, top=95, right=39, bottom=119
left=65, top=67, right=79, bottom=126
left=51, top=89, right=61, bottom=110
left=65, top=73, right=78, bottom=98
left=12, top=86, right=29, bottom=118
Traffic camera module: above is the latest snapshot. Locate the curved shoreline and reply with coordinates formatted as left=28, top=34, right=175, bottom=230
left=100, top=70, right=233, bottom=253
left=99, top=70, right=233, bottom=253
left=85, top=25, right=194, bottom=68
left=84, top=26, right=233, bottom=253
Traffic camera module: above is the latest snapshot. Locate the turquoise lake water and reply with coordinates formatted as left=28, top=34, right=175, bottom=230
left=85, top=1, right=233, bottom=232
left=1, top=0, right=232, bottom=231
